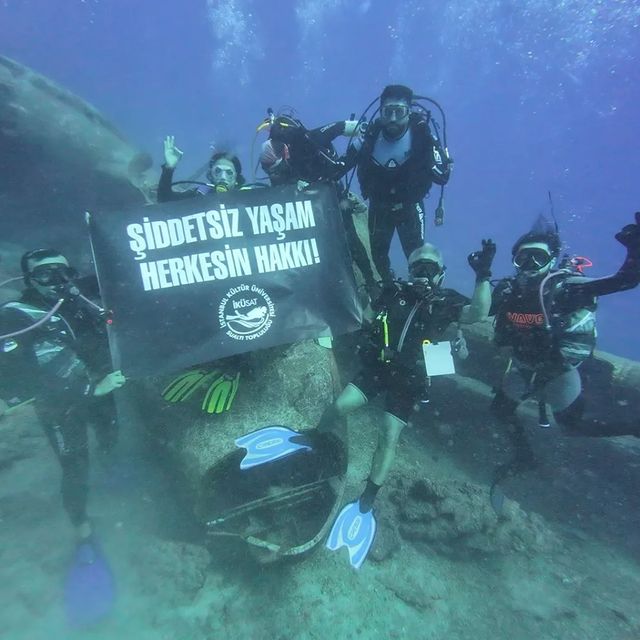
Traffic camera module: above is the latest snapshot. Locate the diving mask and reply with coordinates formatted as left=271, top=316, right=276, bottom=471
left=513, top=247, right=553, bottom=271
left=29, top=264, right=77, bottom=287
left=381, top=104, right=410, bottom=121
left=210, top=165, right=236, bottom=188
left=409, top=259, right=444, bottom=295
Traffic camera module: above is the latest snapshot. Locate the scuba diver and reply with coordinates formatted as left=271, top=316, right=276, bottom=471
left=488, top=212, right=640, bottom=510
left=235, top=239, right=495, bottom=568
left=318, top=238, right=494, bottom=567
left=347, top=84, right=452, bottom=284
left=157, top=135, right=246, bottom=201
left=156, top=137, right=246, bottom=410
left=0, top=249, right=123, bottom=625
left=258, top=113, right=359, bottom=185
left=258, top=112, right=379, bottom=296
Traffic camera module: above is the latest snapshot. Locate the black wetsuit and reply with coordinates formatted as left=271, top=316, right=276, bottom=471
left=269, top=119, right=375, bottom=285
left=354, top=282, right=468, bottom=422
left=0, top=280, right=116, bottom=526
left=353, top=114, right=450, bottom=281
left=491, top=255, right=640, bottom=437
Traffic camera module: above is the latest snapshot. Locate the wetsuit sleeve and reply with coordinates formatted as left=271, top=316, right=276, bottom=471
left=157, top=165, right=198, bottom=203
left=308, top=121, right=347, bottom=147
left=306, top=122, right=351, bottom=181
left=559, top=254, right=640, bottom=303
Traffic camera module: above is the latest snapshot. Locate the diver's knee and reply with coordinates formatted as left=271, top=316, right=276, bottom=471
left=553, top=394, right=585, bottom=434
left=335, top=383, right=368, bottom=414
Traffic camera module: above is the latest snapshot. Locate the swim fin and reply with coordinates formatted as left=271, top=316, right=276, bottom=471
left=161, top=368, right=218, bottom=403
left=64, top=538, right=115, bottom=628
left=235, top=425, right=312, bottom=470
left=489, top=482, right=506, bottom=515
left=326, top=499, right=376, bottom=569
left=201, top=371, right=241, bottom=414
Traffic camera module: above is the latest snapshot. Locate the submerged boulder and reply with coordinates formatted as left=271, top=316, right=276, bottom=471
left=391, top=477, right=556, bottom=557
left=0, top=55, right=156, bottom=255
left=135, top=339, right=347, bottom=560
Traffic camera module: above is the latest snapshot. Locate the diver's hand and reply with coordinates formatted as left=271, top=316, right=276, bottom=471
left=468, top=239, right=496, bottom=281
left=452, top=329, right=469, bottom=360
left=94, top=370, right=127, bottom=397
left=163, top=135, right=184, bottom=169
left=615, top=211, right=640, bottom=257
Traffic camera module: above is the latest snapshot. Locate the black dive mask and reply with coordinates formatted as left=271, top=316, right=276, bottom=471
left=409, top=260, right=444, bottom=297
left=28, top=265, right=80, bottom=301
left=29, top=264, right=77, bottom=287
left=513, top=247, right=553, bottom=273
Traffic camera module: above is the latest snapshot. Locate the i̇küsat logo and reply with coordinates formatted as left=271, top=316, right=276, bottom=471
left=218, top=284, right=276, bottom=341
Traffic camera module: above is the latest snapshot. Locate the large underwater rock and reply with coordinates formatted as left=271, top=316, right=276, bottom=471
left=134, top=339, right=347, bottom=560
left=0, top=55, right=156, bottom=254
left=391, top=477, right=555, bottom=558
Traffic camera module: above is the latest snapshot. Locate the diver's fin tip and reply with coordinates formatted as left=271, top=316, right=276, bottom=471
left=64, top=539, right=116, bottom=627
left=326, top=500, right=376, bottom=569
left=489, top=484, right=506, bottom=515
left=235, top=425, right=311, bottom=470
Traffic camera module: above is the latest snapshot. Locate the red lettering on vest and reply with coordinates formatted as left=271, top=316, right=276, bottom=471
left=506, top=311, right=544, bottom=327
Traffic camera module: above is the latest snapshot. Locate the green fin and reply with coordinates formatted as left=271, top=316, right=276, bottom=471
left=201, top=372, right=241, bottom=414
left=224, top=372, right=241, bottom=411
left=179, top=369, right=221, bottom=402
left=161, top=369, right=209, bottom=403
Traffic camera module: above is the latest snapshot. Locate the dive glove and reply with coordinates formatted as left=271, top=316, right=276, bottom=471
left=615, top=211, right=640, bottom=258
left=467, top=239, right=496, bottom=281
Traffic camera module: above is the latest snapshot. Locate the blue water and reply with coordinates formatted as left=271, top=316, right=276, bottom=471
left=1, top=0, right=639, bottom=361
left=2, top=5, right=640, bottom=639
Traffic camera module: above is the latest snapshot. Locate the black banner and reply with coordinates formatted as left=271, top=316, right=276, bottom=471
left=89, top=184, right=362, bottom=377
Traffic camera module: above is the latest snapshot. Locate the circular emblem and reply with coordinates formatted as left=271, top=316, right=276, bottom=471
left=218, top=284, right=276, bottom=342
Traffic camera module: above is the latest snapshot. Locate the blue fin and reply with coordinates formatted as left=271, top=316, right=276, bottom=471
left=490, top=483, right=506, bottom=515
left=235, top=425, right=312, bottom=470
left=326, top=500, right=377, bottom=569
left=64, top=539, right=116, bottom=628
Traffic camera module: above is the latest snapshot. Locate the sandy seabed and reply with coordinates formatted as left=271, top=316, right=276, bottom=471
left=1, top=376, right=639, bottom=640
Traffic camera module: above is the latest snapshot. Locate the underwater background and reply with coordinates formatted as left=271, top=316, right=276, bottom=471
left=1, top=2, right=640, bottom=640
left=2, top=0, right=639, bottom=355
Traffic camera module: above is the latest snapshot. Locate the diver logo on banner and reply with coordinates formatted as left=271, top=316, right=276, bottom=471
left=218, top=284, right=276, bottom=341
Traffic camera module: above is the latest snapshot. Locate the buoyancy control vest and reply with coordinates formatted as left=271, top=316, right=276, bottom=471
left=0, top=300, right=91, bottom=402
left=367, top=285, right=467, bottom=369
left=492, top=270, right=597, bottom=368
left=356, top=113, right=434, bottom=204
